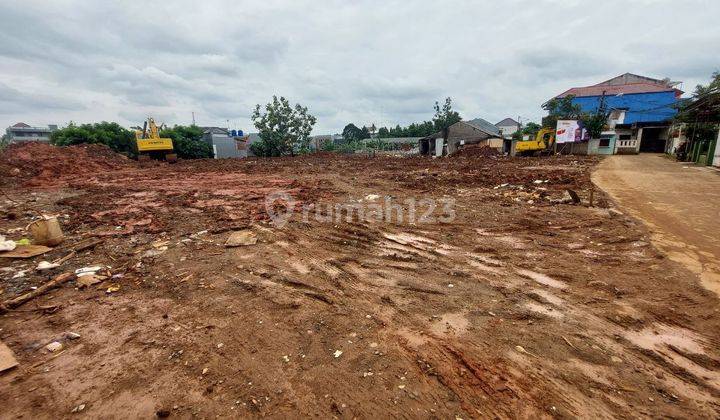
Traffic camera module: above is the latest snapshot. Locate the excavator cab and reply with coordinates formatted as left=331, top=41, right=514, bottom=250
left=135, top=118, right=177, bottom=163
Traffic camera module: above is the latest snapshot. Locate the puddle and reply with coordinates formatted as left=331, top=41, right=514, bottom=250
left=516, top=269, right=568, bottom=289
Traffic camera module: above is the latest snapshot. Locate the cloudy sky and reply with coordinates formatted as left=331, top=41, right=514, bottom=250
left=1, top=0, right=718, bottom=134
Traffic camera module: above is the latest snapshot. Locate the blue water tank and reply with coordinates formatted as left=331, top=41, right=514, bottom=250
left=231, top=129, right=237, bottom=136
left=237, top=130, right=244, bottom=137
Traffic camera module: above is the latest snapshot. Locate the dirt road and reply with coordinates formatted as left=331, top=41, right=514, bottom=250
left=593, top=154, right=720, bottom=296
left=2, top=144, right=720, bottom=418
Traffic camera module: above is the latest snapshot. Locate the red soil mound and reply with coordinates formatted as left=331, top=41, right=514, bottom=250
left=0, top=142, right=132, bottom=187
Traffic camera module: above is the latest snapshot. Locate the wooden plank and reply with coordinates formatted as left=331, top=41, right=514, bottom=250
left=0, top=245, right=52, bottom=259
left=0, top=341, right=19, bottom=372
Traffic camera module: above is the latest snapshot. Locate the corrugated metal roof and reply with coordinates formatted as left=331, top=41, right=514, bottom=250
left=465, top=118, right=501, bottom=136
left=495, top=117, right=519, bottom=127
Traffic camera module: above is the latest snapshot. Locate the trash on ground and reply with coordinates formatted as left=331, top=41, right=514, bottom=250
left=45, top=341, right=63, bottom=352
left=36, top=261, right=60, bottom=271
left=0, top=235, right=16, bottom=252
left=27, top=216, right=64, bottom=246
left=106, top=284, right=121, bottom=294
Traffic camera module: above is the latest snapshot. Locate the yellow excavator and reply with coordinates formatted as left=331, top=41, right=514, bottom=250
left=515, top=127, right=556, bottom=156
left=135, top=117, right=177, bottom=163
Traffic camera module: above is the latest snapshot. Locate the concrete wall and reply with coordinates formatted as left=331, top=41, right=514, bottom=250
left=205, top=134, right=247, bottom=159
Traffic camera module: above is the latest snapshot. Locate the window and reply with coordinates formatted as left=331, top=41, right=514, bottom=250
left=599, top=136, right=611, bottom=147
left=619, top=134, right=631, bottom=140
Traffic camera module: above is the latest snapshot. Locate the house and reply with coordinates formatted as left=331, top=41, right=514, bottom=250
left=550, top=73, right=683, bottom=155
left=495, top=118, right=520, bottom=139
left=419, top=118, right=503, bottom=156
left=201, top=127, right=248, bottom=159
left=5, top=122, right=58, bottom=143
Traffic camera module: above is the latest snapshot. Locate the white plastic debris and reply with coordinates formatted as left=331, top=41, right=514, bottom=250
left=364, top=194, right=380, bottom=201
left=0, top=235, right=16, bottom=252
left=75, top=266, right=104, bottom=277
left=333, top=350, right=343, bottom=358
left=36, top=261, right=60, bottom=271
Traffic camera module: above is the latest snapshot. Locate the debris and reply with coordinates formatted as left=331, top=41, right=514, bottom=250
left=514, top=345, right=538, bottom=358
left=202, top=367, right=209, bottom=375
left=398, top=384, right=406, bottom=389
left=65, top=332, right=81, bottom=340
left=36, top=261, right=60, bottom=271
left=333, top=350, right=343, bottom=358
left=364, top=194, right=381, bottom=201
left=71, top=404, right=86, bottom=413
left=45, top=341, right=63, bottom=352
left=28, top=216, right=64, bottom=246
left=225, top=230, right=257, bottom=247
left=0, top=341, right=19, bottom=372
left=77, top=275, right=106, bottom=288
left=0, top=244, right=53, bottom=259
left=0, top=235, right=16, bottom=252
left=75, top=266, right=105, bottom=277
left=0, top=272, right=76, bottom=314
left=566, top=189, right=581, bottom=204
left=106, top=284, right=121, bottom=294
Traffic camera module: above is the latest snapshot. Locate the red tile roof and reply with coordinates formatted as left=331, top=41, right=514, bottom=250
left=12, top=122, right=30, bottom=128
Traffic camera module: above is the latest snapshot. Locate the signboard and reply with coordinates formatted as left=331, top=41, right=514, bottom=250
left=555, top=120, right=590, bottom=144
left=137, top=138, right=173, bottom=152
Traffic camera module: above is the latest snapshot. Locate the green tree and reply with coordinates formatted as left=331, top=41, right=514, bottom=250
left=433, top=97, right=462, bottom=131
left=0, top=133, right=9, bottom=151
left=342, top=123, right=365, bottom=142
left=675, top=71, right=720, bottom=149
left=541, top=96, right=582, bottom=129
left=251, top=96, right=317, bottom=157
left=50, top=121, right=136, bottom=156
left=159, top=125, right=212, bottom=159
left=582, top=95, right=610, bottom=139
left=512, top=122, right=542, bottom=141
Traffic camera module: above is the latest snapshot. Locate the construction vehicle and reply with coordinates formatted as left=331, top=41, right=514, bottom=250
left=515, top=127, right=555, bottom=155
left=135, top=118, right=177, bottom=163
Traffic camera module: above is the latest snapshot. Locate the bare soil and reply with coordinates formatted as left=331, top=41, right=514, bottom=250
left=1, top=146, right=719, bottom=418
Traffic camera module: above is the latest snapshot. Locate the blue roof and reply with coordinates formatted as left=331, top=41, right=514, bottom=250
left=570, top=91, right=679, bottom=124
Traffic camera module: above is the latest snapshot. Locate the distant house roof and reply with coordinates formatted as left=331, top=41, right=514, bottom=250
left=201, top=127, right=228, bottom=135
left=12, top=122, right=31, bottom=128
left=465, top=118, right=502, bottom=137
left=495, top=118, right=519, bottom=127
left=554, top=73, right=683, bottom=99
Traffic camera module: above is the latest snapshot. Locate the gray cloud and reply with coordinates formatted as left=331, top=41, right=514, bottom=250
left=0, top=0, right=718, bottom=133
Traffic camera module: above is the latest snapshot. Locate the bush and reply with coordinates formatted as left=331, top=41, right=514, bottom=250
left=50, top=122, right=137, bottom=157
left=159, top=125, right=212, bottom=159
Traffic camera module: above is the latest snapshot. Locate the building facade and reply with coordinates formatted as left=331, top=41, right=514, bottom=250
left=201, top=127, right=248, bottom=159
left=551, top=73, right=683, bottom=154
left=5, top=122, right=58, bottom=142
left=495, top=118, right=520, bottom=139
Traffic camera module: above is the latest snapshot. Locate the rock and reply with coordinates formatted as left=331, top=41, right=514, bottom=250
left=45, top=341, right=63, bottom=352
left=65, top=332, right=81, bottom=340
left=156, top=409, right=171, bottom=418
left=225, top=230, right=257, bottom=247
left=607, top=208, right=624, bottom=218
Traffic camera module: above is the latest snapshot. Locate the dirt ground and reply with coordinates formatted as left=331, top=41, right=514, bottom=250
left=593, top=154, right=720, bottom=297
left=1, top=144, right=720, bottom=419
